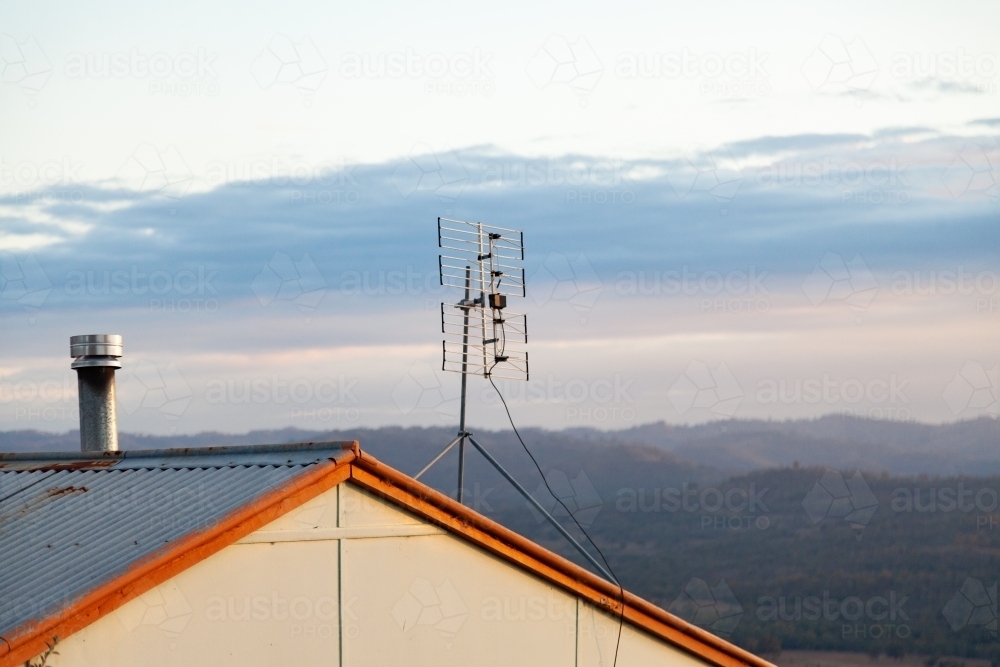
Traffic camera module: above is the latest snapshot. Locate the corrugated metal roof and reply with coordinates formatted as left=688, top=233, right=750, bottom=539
left=0, top=442, right=354, bottom=639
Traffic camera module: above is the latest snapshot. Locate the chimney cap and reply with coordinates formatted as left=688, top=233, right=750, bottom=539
left=70, top=334, right=123, bottom=368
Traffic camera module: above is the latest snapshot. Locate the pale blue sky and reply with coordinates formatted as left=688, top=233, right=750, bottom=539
left=1, top=0, right=998, bottom=433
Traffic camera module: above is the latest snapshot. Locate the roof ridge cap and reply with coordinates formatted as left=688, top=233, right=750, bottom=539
left=0, top=441, right=359, bottom=466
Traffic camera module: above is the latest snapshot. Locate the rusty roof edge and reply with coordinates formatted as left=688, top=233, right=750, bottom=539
left=349, top=452, right=775, bottom=667
left=0, top=441, right=358, bottom=466
left=0, top=447, right=360, bottom=666
left=0, top=450, right=123, bottom=462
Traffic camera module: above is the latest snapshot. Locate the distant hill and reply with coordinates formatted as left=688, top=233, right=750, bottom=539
left=2, top=415, right=997, bottom=476
left=494, top=465, right=1000, bottom=661
left=566, top=415, right=1000, bottom=475
left=0, top=424, right=722, bottom=520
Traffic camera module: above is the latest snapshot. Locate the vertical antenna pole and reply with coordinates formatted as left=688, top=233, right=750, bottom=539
left=477, top=222, right=488, bottom=374
left=457, top=265, right=471, bottom=504
left=487, top=232, right=498, bottom=359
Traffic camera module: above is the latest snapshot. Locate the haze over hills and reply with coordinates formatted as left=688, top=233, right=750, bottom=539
left=2, top=415, right=996, bottom=476
left=0, top=425, right=721, bottom=510
left=568, top=415, right=1000, bottom=475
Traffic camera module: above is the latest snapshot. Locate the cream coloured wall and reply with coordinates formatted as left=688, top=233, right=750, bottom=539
left=46, top=482, right=712, bottom=667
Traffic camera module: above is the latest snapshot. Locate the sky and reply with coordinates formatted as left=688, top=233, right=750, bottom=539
left=0, top=0, right=998, bottom=435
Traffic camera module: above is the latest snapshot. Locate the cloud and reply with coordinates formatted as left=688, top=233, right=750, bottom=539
left=0, top=131, right=996, bottom=320
left=970, top=118, right=1000, bottom=128
left=725, top=133, right=869, bottom=158
left=908, top=78, right=985, bottom=95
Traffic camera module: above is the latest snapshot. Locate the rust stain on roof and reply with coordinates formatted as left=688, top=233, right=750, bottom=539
left=0, top=486, right=86, bottom=531
left=46, top=486, right=88, bottom=497
left=0, top=460, right=116, bottom=472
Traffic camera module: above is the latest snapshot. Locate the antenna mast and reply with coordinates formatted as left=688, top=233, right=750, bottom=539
left=415, top=218, right=528, bottom=502
left=413, top=217, right=613, bottom=582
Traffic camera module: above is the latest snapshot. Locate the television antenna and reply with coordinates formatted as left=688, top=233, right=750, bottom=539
left=413, top=217, right=613, bottom=581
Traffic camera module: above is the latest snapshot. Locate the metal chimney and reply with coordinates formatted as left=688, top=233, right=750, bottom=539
left=71, top=334, right=123, bottom=452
